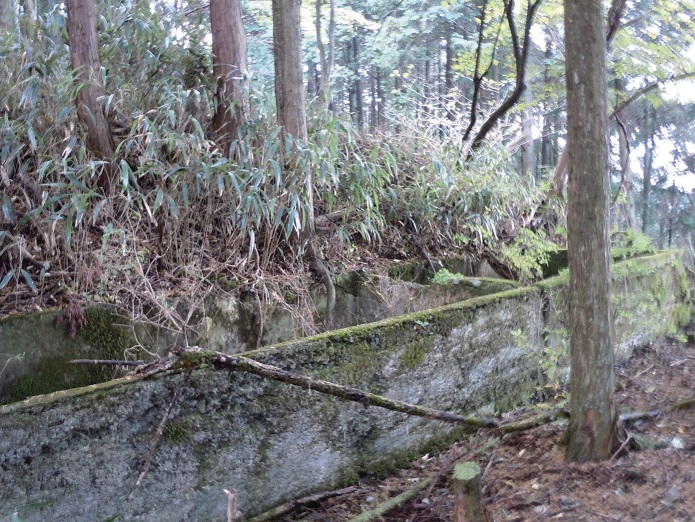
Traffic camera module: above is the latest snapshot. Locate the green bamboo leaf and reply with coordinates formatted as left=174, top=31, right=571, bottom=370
left=20, top=269, right=38, bottom=293
left=65, top=209, right=75, bottom=252
left=2, top=193, right=13, bottom=221
left=167, top=195, right=179, bottom=219
left=0, top=269, right=15, bottom=290
left=65, top=172, right=89, bottom=192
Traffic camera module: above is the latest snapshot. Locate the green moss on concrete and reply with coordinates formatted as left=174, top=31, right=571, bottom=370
left=399, top=337, right=432, bottom=369
left=672, top=303, right=692, bottom=329
left=79, top=308, right=135, bottom=359
left=0, top=374, right=143, bottom=414
left=0, top=307, right=140, bottom=405
left=162, top=419, right=192, bottom=444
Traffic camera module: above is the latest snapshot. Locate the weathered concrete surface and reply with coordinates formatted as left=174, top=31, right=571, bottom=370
left=0, top=269, right=517, bottom=405
left=0, top=307, right=136, bottom=405
left=0, top=253, right=689, bottom=522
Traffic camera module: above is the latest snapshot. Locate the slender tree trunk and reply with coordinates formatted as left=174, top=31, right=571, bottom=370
left=315, top=0, right=335, bottom=111
left=0, top=0, right=16, bottom=32
left=210, top=0, right=249, bottom=156
left=540, top=32, right=554, bottom=173
left=66, top=0, right=116, bottom=190
left=307, top=60, right=317, bottom=98
left=423, top=57, right=431, bottom=120
left=376, top=67, right=385, bottom=128
left=444, top=29, right=455, bottom=122
left=520, top=85, right=535, bottom=178
left=614, top=77, right=637, bottom=230
left=273, top=0, right=335, bottom=329
left=352, top=35, right=363, bottom=130
left=564, top=0, right=618, bottom=463
left=641, top=105, right=654, bottom=233
left=346, top=41, right=356, bottom=119
left=370, top=65, right=377, bottom=131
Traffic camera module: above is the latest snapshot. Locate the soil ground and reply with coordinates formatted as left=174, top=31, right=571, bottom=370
left=276, top=324, right=695, bottom=522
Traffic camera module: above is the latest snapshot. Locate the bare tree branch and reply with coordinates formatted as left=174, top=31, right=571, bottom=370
left=466, top=0, right=543, bottom=161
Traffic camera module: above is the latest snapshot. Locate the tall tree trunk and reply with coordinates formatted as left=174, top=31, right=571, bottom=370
left=614, top=76, right=637, bottom=230
left=641, top=105, right=654, bottom=233
left=66, top=0, right=116, bottom=190
left=307, top=60, right=317, bottom=98
left=540, top=31, right=554, bottom=173
left=352, top=35, right=363, bottom=130
left=0, top=0, right=16, bottom=32
left=376, top=67, right=385, bottom=128
left=272, top=0, right=307, bottom=141
left=520, top=85, right=535, bottom=179
left=315, top=0, right=335, bottom=111
left=370, top=65, right=377, bottom=131
left=272, top=0, right=335, bottom=328
left=564, top=0, right=617, bottom=463
left=444, top=29, right=455, bottom=122
left=346, top=40, right=356, bottom=118
left=210, top=0, right=249, bottom=156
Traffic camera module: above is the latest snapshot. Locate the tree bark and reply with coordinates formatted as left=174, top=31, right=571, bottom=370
left=315, top=0, right=335, bottom=111
left=641, top=105, right=654, bottom=233
left=273, top=0, right=336, bottom=328
left=540, top=31, right=554, bottom=173
left=272, top=0, right=308, bottom=141
left=466, top=0, right=542, bottom=160
left=614, top=77, right=637, bottom=230
left=210, top=0, right=250, bottom=156
left=520, top=85, right=535, bottom=179
left=444, top=28, right=455, bottom=122
left=564, top=0, right=618, bottom=462
left=352, top=35, right=364, bottom=130
left=66, top=0, right=116, bottom=190
left=0, top=0, right=16, bottom=32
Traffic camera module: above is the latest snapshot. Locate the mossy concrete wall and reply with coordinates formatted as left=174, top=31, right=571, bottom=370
left=0, top=253, right=689, bottom=522
left=0, top=307, right=136, bottom=405
left=0, top=272, right=516, bottom=405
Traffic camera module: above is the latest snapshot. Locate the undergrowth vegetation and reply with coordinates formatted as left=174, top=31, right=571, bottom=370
left=0, top=4, right=564, bottom=345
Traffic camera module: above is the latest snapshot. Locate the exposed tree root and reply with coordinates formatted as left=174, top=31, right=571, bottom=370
left=306, top=239, right=335, bottom=330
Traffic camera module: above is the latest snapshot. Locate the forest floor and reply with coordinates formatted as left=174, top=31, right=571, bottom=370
left=277, top=323, right=695, bottom=522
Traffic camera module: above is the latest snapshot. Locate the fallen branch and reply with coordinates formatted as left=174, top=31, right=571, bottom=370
left=497, top=408, right=569, bottom=434
left=347, top=477, right=433, bottom=522
left=620, top=396, right=695, bottom=423
left=180, top=348, right=498, bottom=430
left=68, top=359, right=143, bottom=366
left=247, top=486, right=358, bottom=522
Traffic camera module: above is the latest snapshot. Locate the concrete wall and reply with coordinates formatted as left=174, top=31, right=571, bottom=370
left=0, top=252, right=689, bottom=522
left=0, top=268, right=517, bottom=405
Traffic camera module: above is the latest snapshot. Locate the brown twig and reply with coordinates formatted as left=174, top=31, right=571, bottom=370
left=224, top=489, right=242, bottom=522
left=69, top=359, right=143, bottom=366
left=609, top=434, right=633, bottom=464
